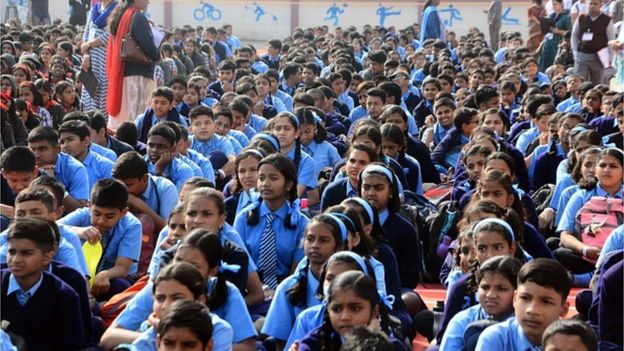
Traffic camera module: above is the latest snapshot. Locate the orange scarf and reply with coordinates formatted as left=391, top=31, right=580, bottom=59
left=106, top=6, right=138, bottom=117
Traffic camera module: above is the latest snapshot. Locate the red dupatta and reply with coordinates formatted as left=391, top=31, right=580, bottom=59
left=106, top=6, right=138, bottom=117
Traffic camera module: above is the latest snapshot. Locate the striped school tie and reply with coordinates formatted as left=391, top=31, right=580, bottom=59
left=258, top=213, right=278, bottom=289
left=16, top=290, right=30, bottom=305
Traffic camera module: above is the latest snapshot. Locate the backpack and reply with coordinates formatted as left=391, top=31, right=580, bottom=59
left=576, top=196, right=624, bottom=250
left=531, top=183, right=555, bottom=213
left=423, top=200, right=461, bottom=282
left=423, top=181, right=454, bottom=207
left=101, top=275, right=149, bottom=328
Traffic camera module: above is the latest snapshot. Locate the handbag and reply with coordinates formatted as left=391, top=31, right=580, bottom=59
left=120, top=13, right=152, bottom=65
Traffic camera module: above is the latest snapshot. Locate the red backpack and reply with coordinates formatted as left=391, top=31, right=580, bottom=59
left=575, top=196, right=624, bottom=249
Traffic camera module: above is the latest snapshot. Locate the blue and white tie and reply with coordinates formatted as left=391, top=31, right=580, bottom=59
left=16, top=290, right=30, bottom=305
left=258, top=213, right=278, bottom=289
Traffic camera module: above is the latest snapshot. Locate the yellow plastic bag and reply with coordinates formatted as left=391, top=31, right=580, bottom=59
left=82, top=241, right=102, bottom=287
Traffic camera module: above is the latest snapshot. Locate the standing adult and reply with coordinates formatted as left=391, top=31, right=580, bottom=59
left=30, top=0, right=50, bottom=25
left=570, top=0, right=588, bottom=25
left=538, top=0, right=571, bottom=71
left=528, top=0, right=548, bottom=52
left=69, top=0, right=91, bottom=26
left=572, top=0, right=615, bottom=84
left=485, top=0, right=502, bottom=50
left=608, top=17, right=624, bottom=90
left=106, top=0, right=160, bottom=131
left=420, top=0, right=446, bottom=43
left=81, top=0, right=117, bottom=113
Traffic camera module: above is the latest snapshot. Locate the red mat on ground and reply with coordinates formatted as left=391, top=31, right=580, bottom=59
left=410, top=284, right=583, bottom=350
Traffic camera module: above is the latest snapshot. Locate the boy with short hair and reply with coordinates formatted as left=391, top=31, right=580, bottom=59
left=135, top=87, right=189, bottom=143
left=209, top=59, right=236, bottom=97
left=214, top=109, right=245, bottom=154
left=261, top=39, right=282, bottom=70
left=476, top=258, right=571, bottom=351
left=542, top=319, right=597, bottom=351
left=0, top=146, right=39, bottom=219
left=58, top=120, right=114, bottom=190
left=144, top=124, right=194, bottom=191
left=176, top=127, right=216, bottom=186
left=156, top=300, right=215, bottom=351
left=365, top=87, right=387, bottom=121
left=27, top=126, right=89, bottom=207
left=159, top=121, right=204, bottom=178
left=1, top=217, right=87, bottom=350
left=516, top=101, right=555, bottom=156
left=431, top=107, right=480, bottom=172
left=63, top=111, right=118, bottom=161
left=112, top=151, right=179, bottom=232
left=412, top=77, right=441, bottom=127
left=60, top=179, right=142, bottom=300
left=87, top=111, right=134, bottom=157
left=168, top=76, right=188, bottom=109
left=188, top=105, right=235, bottom=177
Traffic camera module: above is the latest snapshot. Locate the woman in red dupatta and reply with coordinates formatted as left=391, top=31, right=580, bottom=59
left=106, top=0, right=159, bottom=131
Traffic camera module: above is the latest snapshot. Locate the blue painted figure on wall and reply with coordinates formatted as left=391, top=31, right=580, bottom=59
left=244, top=2, right=278, bottom=23
left=439, top=4, right=463, bottom=27
left=501, top=6, right=521, bottom=25
left=377, top=4, right=401, bottom=27
left=324, top=3, right=347, bottom=26
left=193, top=1, right=222, bottom=21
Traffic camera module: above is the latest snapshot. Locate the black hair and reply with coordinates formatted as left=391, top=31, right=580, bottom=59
left=15, top=186, right=56, bottom=213
left=30, top=176, right=65, bottom=209
left=475, top=256, right=522, bottom=289
left=380, top=123, right=405, bottom=152
left=91, top=178, right=128, bottom=210
left=542, top=320, right=597, bottom=351
left=27, top=125, right=59, bottom=145
left=366, top=87, right=387, bottom=104
left=58, top=120, right=90, bottom=140
left=7, top=217, right=56, bottom=253
left=295, top=107, right=327, bottom=143
left=340, top=327, right=394, bottom=351
left=367, top=50, right=387, bottom=64
left=283, top=62, right=302, bottom=80
left=112, top=151, right=148, bottom=180
left=115, top=122, right=139, bottom=148
left=518, top=258, right=572, bottom=301
left=327, top=205, right=376, bottom=258
left=188, top=105, right=214, bottom=122
left=358, top=162, right=401, bottom=213
left=153, top=261, right=206, bottom=299
left=453, top=107, right=479, bottom=130
left=160, top=120, right=182, bottom=143
left=485, top=151, right=516, bottom=177
left=377, top=82, right=402, bottom=104
left=157, top=300, right=214, bottom=347
left=475, top=86, right=498, bottom=107
left=87, top=110, right=108, bottom=133
left=1, top=146, right=36, bottom=172
left=147, top=124, right=176, bottom=146
left=271, top=112, right=302, bottom=171
left=217, top=59, right=236, bottom=72
left=178, top=229, right=228, bottom=310
left=232, top=148, right=265, bottom=195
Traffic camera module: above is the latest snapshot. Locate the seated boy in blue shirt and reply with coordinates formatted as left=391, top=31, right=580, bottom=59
left=1, top=217, right=87, bottom=351
left=476, top=258, right=572, bottom=351
left=542, top=319, right=597, bottom=351
left=60, top=179, right=142, bottom=300
left=188, top=105, right=236, bottom=178
left=62, top=111, right=119, bottom=162
left=58, top=120, right=114, bottom=191
left=135, top=87, right=189, bottom=144
left=112, top=151, right=179, bottom=234
left=27, top=126, right=89, bottom=208
left=145, top=124, right=194, bottom=191
left=0, top=146, right=40, bottom=223
left=155, top=300, right=215, bottom=351
left=176, top=127, right=216, bottom=186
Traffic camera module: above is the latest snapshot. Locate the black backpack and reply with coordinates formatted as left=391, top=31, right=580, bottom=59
left=423, top=200, right=461, bottom=282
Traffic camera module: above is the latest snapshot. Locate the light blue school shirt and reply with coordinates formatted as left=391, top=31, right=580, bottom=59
left=236, top=190, right=259, bottom=216
left=225, top=134, right=243, bottom=154
left=286, top=303, right=325, bottom=349
left=494, top=47, right=508, bottom=63
left=54, top=152, right=90, bottom=201
left=202, top=96, right=219, bottom=107
left=433, top=122, right=453, bottom=146
left=252, top=60, right=268, bottom=74
left=516, top=127, right=540, bottom=155
left=7, top=271, right=43, bottom=301
left=134, top=111, right=189, bottom=132
left=234, top=201, right=307, bottom=279
left=140, top=175, right=178, bottom=220
left=557, top=96, right=578, bottom=112
left=564, top=102, right=582, bottom=113
left=186, top=149, right=216, bottom=185
left=226, top=35, right=241, bottom=49
left=555, top=185, right=580, bottom=225
left=265, top=95, right=287, bottom=113
left=476, top=317, right=542, bottom=351
left=243, top=124, right=257, bottom=140
left=440, top=304, right=490, bottom=351
left=556, top=159, right=569, bottom=183
left=229, top=129, right=250, bottom=148
left=301, top=140, right=341, bottom=173
left=528, top=142, right=565, bottom=179
left=597, top=225, right=624, bottom=267
left=274, top=89, right=293, bottom=112
left=549, top=173, right=575, bottom=210
left=0, top=237, right=81, bottom=274
left=557, top=184, right=624, bottom=234
left=411, top=68, right=426, bottom=85
left=262, top=258, right=321, bottom=340
left=129, top=313, right=233, bottom=351
left=82, top=150, right=114, bottom=190
left=144, top=155, right=194, bottom=192
left=190, top=134, right=235, bottom=158
left=61, top=207, right=142, bottom=275
left=0, top=329, right=16, bottom=351
left=522, top=72, right=550, bottom=84
left=90, top=142, right=117, bottom=162
left=402, top=84, right=422, bottom=100
left=178, top=154, right=203, bottom=177
left=249, top=114, right=268, bottom=133
left=338, top=90, right=354, bottom=111
left=349, top=105, right=368, bottom=122
left=286, top=146, right=319, bottom=189
left=401, top=101, right=419, bottom=137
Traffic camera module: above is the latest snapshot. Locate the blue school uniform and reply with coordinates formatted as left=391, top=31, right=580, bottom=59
left=431, top=122, right=453, bottom=147
left=61, top=207, right=142, bottom=275
left=287, top=303, right=325, bottom=349
left=1, top=269, right=88, bottom=351
left=177, top=154, right=203, bottom=177
left=82, top=150, right=114, bottom=190
left=262, top=258, right=321, bottom=340
left=396, top=153, right=423, bottom=195
left=0, top=330, right=16, bottom=351
left=225, top=134, right=243, bottom=154
left=431, top=128, right=469, bottom=171
left=190, top=134, right=235, bottom=158
left=301, top=140, right=342, bottom=174
left=557, top=184, right=624, bottom=235
left=320, top=178, right=354, bottom=211
left=144, top=155, right=194, bottom=192
left=557, top=96, right=579, bottom=112
left=528, top=142, right=565, bottom=182
left=140, top=175, right=179, bottom=220
left=349, top=105, right=368, bottom=122
left=249, top=114, right=268, bottom=132
left=252, top=60, right=269, bottom=73
left=338, top=90, right=355, bottom=111
left=186, top=149, right=216, bottom=185
left=565, top=102, right=582, bottom=113
left=90, top=142, right=117, bottom=161
left=440, top=305, right=491, bottom=351
left=555, top=185, right=580, bottom=225
left=134, top=109, right=189, bottom=133
left=229, top=129, right=250, bottom=148
left=54, top=152, right=90, bottom=201
left=130, top=314, right=233, bottom=351
left=265, top=95, right=288, bottom=113
left=556, top=159, right=569, bottom=183
left=234, top=201, right=308, bottom=281
left=207, top=277, right=257, bottom=343
left=548, top=173, right=576, bottom=212
left=286, top=146, right=319, bottom=189
left=380, top=210, right=421, bottom=289
left=0, top=236, right=81, bottom=274
left=275, top=89, right=294, bottom=111
left=515, top=126, right=540, bottom=156
left=476, top=317, right=540, bottom=351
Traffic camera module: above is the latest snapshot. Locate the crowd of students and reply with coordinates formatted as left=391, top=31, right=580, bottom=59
left=0, top=1, right=623, bottom=350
